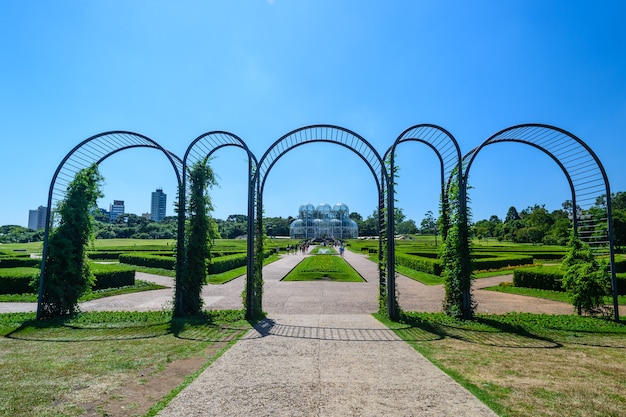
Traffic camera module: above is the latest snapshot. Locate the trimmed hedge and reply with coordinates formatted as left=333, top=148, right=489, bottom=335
left=87, top=251, right=124, bottom=260
left=396, top=253, right=443, bottom=276
left=91, top=263, right=136, bottom=290
left=0, top=257, right=41, bottom=268
left=0, top=268, right=39, bottom=294
left=209, top=250, right=272, bottom=275
left=119, top=253, right=176, bottom=270
left=513, top=266, right=564, bottom=291
left=473, top=254, right=533, bottom=271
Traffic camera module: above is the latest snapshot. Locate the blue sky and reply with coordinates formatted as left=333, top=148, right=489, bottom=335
left=1, top=0, right=625, bottom=228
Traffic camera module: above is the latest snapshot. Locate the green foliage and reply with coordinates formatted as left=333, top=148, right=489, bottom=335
left=175, top=160, right=219, bottom=317
left=396, top=252, right=443, bottom=276
left=440, top=174, right=474, bottom=319
left=39, top=164, right=104, bottom=318
left=0, top=268, right=40, bottom=294
left=90, top=263, right=135, bottom=290
left=119, top=252, right=176, bottom=269
left=561, top=235, right=612, bottom=316
left=0, top=256, right=40, bottom=268
left=513, top=266, right=564, bottom=291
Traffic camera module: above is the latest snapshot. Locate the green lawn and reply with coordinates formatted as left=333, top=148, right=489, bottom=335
left=283, top=254, right=364, bottom=282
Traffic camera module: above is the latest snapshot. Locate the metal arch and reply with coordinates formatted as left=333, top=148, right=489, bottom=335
left=181, top=131, right=259, bottom=317
left=462, top=123, right=619, bottom=321
left=257, top=125, right=385, bottom=195
left=255, top=124, right=394, bottom=316
left=384, top=124, right=464, bottom=314
left=36, top=131, right=183, bottom=319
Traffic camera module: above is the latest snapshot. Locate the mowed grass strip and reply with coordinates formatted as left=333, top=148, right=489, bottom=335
left=283, top=254, right=364, bottom=282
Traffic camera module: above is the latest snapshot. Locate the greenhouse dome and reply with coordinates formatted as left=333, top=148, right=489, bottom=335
left=289, top=203, right=358, bottom=239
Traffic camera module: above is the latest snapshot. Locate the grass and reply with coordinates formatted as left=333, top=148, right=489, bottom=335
left=283, top=254, right=364, bottom=282
left=0, top=310, right=251, bottom=417
left=378, top=312, right=626, bottom=417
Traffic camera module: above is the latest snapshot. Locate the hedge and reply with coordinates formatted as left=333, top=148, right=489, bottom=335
left=473, top=254, right=533, bottom=271
left=119, top=253, right=176, bottom=270
left=0, top=268, right=39, bottom=294
left=396, top=253, right=443, bottom=276
left=513, top=266, right=564, bottom=291
left=91, top=263, right=136, bottom=290
left=0, top=257, right=41, bottom=268
left=209, top=251, right=272, bottom=275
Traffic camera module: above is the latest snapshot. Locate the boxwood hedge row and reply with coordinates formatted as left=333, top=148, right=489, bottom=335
left=513, top=266, right=564, bottom=291
left=0, top=263, right=136, bottom=294
left=119, top=253, right=176, bottom=270
left=0, top=257, right=41, bottom=268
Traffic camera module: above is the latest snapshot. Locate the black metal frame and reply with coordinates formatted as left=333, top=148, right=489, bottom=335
left=463, top=124, right=619, bottom=321
left=384, top=124, right=465, bottom=315
left=36, top=123, right=619, bottom=322
left=180, top=131, right=258, bottom=318
left=36, top=131, right=183, bottom=319
left=255, top=125, right=394, bottom=317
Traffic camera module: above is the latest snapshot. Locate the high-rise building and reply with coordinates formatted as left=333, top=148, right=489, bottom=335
left=109, top=200, right=125, bottom=222
left=150, top=188, right=167, bottom=222
left=28, top=206, right=48, bottom=230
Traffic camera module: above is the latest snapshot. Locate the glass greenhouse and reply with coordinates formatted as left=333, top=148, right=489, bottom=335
left=289, top=203, right=358, bottom=239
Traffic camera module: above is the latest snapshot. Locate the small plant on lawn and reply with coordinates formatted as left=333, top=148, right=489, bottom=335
left=174, top=160, right=219, bottom=317
left=561, top=234, right=612, bottom=316
left=38, top=164, right=104, bottom=319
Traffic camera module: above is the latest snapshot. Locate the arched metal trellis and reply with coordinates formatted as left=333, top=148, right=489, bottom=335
left=463, top=124, right=619, bottom=320
left=36, top=131, right=183, bottom=319
left=385, top=124, right=466, bottom=314
left=180, top=131, right=258, bottom=318
left=256, top=125, right=396, bottom=317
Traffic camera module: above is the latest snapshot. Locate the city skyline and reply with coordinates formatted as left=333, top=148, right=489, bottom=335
left=2, top=1, right=625, bottom=228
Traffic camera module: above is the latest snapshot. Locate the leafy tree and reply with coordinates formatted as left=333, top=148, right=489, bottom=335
left=38, top=164, right=103, bottom=318
left=505, top=206, right=521, bottom=223
left=349, top=212, right=363, bottom=222
left=396, top=219, right=418, bottom=235
left=561, top=234, right=611, bottom=316
left=174, top=160, right=218, bottom=317
left=420, top=210, right=437, bottom=235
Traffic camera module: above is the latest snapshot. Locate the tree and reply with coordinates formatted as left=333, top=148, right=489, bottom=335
left=396, top=219, right=418, bottom=235
left=561, top=234, right=611, bottom=316
left=174, top=160, right=218, bottom=317
left=505, top=206, right=521, bottom=223
left=38, top=164, right=103, bottom=318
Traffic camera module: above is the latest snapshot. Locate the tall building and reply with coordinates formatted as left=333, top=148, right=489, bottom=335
left=150, top=188, right=167, bottom=222
left=28, top=206, right=48, bottom=230
left=109, top=200, right=125, bottom=222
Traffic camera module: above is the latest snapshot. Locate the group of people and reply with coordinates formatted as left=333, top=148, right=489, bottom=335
left=282, top=239, right=345, bottom=257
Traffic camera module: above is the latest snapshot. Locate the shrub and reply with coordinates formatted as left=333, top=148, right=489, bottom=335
left=0, top=268, right=40, bottom=294
left=473, top=254, right=533, bottom=271
left=119, top=253, right=175, bottom=270
left=0, top=257, right=41, bottom=268
left=91, top=263, right=135, bottom=290
left=513, top=266, right=564, bottom=291
left=396, top=253, right=443, bottom=276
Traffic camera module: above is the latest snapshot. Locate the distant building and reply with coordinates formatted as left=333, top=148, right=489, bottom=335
left=28, top=206, right=48, bottom=230
left=150, top=188, right=167, bottom=222
left=142, top=212, right=151, bottom=220
left=289, top=203, right=358, bottom=239
left=109, top=200, right=125, bottom=222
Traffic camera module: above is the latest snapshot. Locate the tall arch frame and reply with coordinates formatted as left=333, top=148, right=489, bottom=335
left=36, top=131, right=183, bottom=319
left=179, top=131, right=258, bottom=318
left=255, top=125, right=397, bottom=317
left=385, top=124, right=466, bottom=313
left=463, top=123, right=619, bottom=320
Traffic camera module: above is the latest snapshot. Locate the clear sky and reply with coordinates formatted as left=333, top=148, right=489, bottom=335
left=1, top=0, right=625, bottom=228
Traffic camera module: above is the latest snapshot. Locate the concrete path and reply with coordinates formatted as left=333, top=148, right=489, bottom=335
left=157, top=313, right=497, bottom=417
